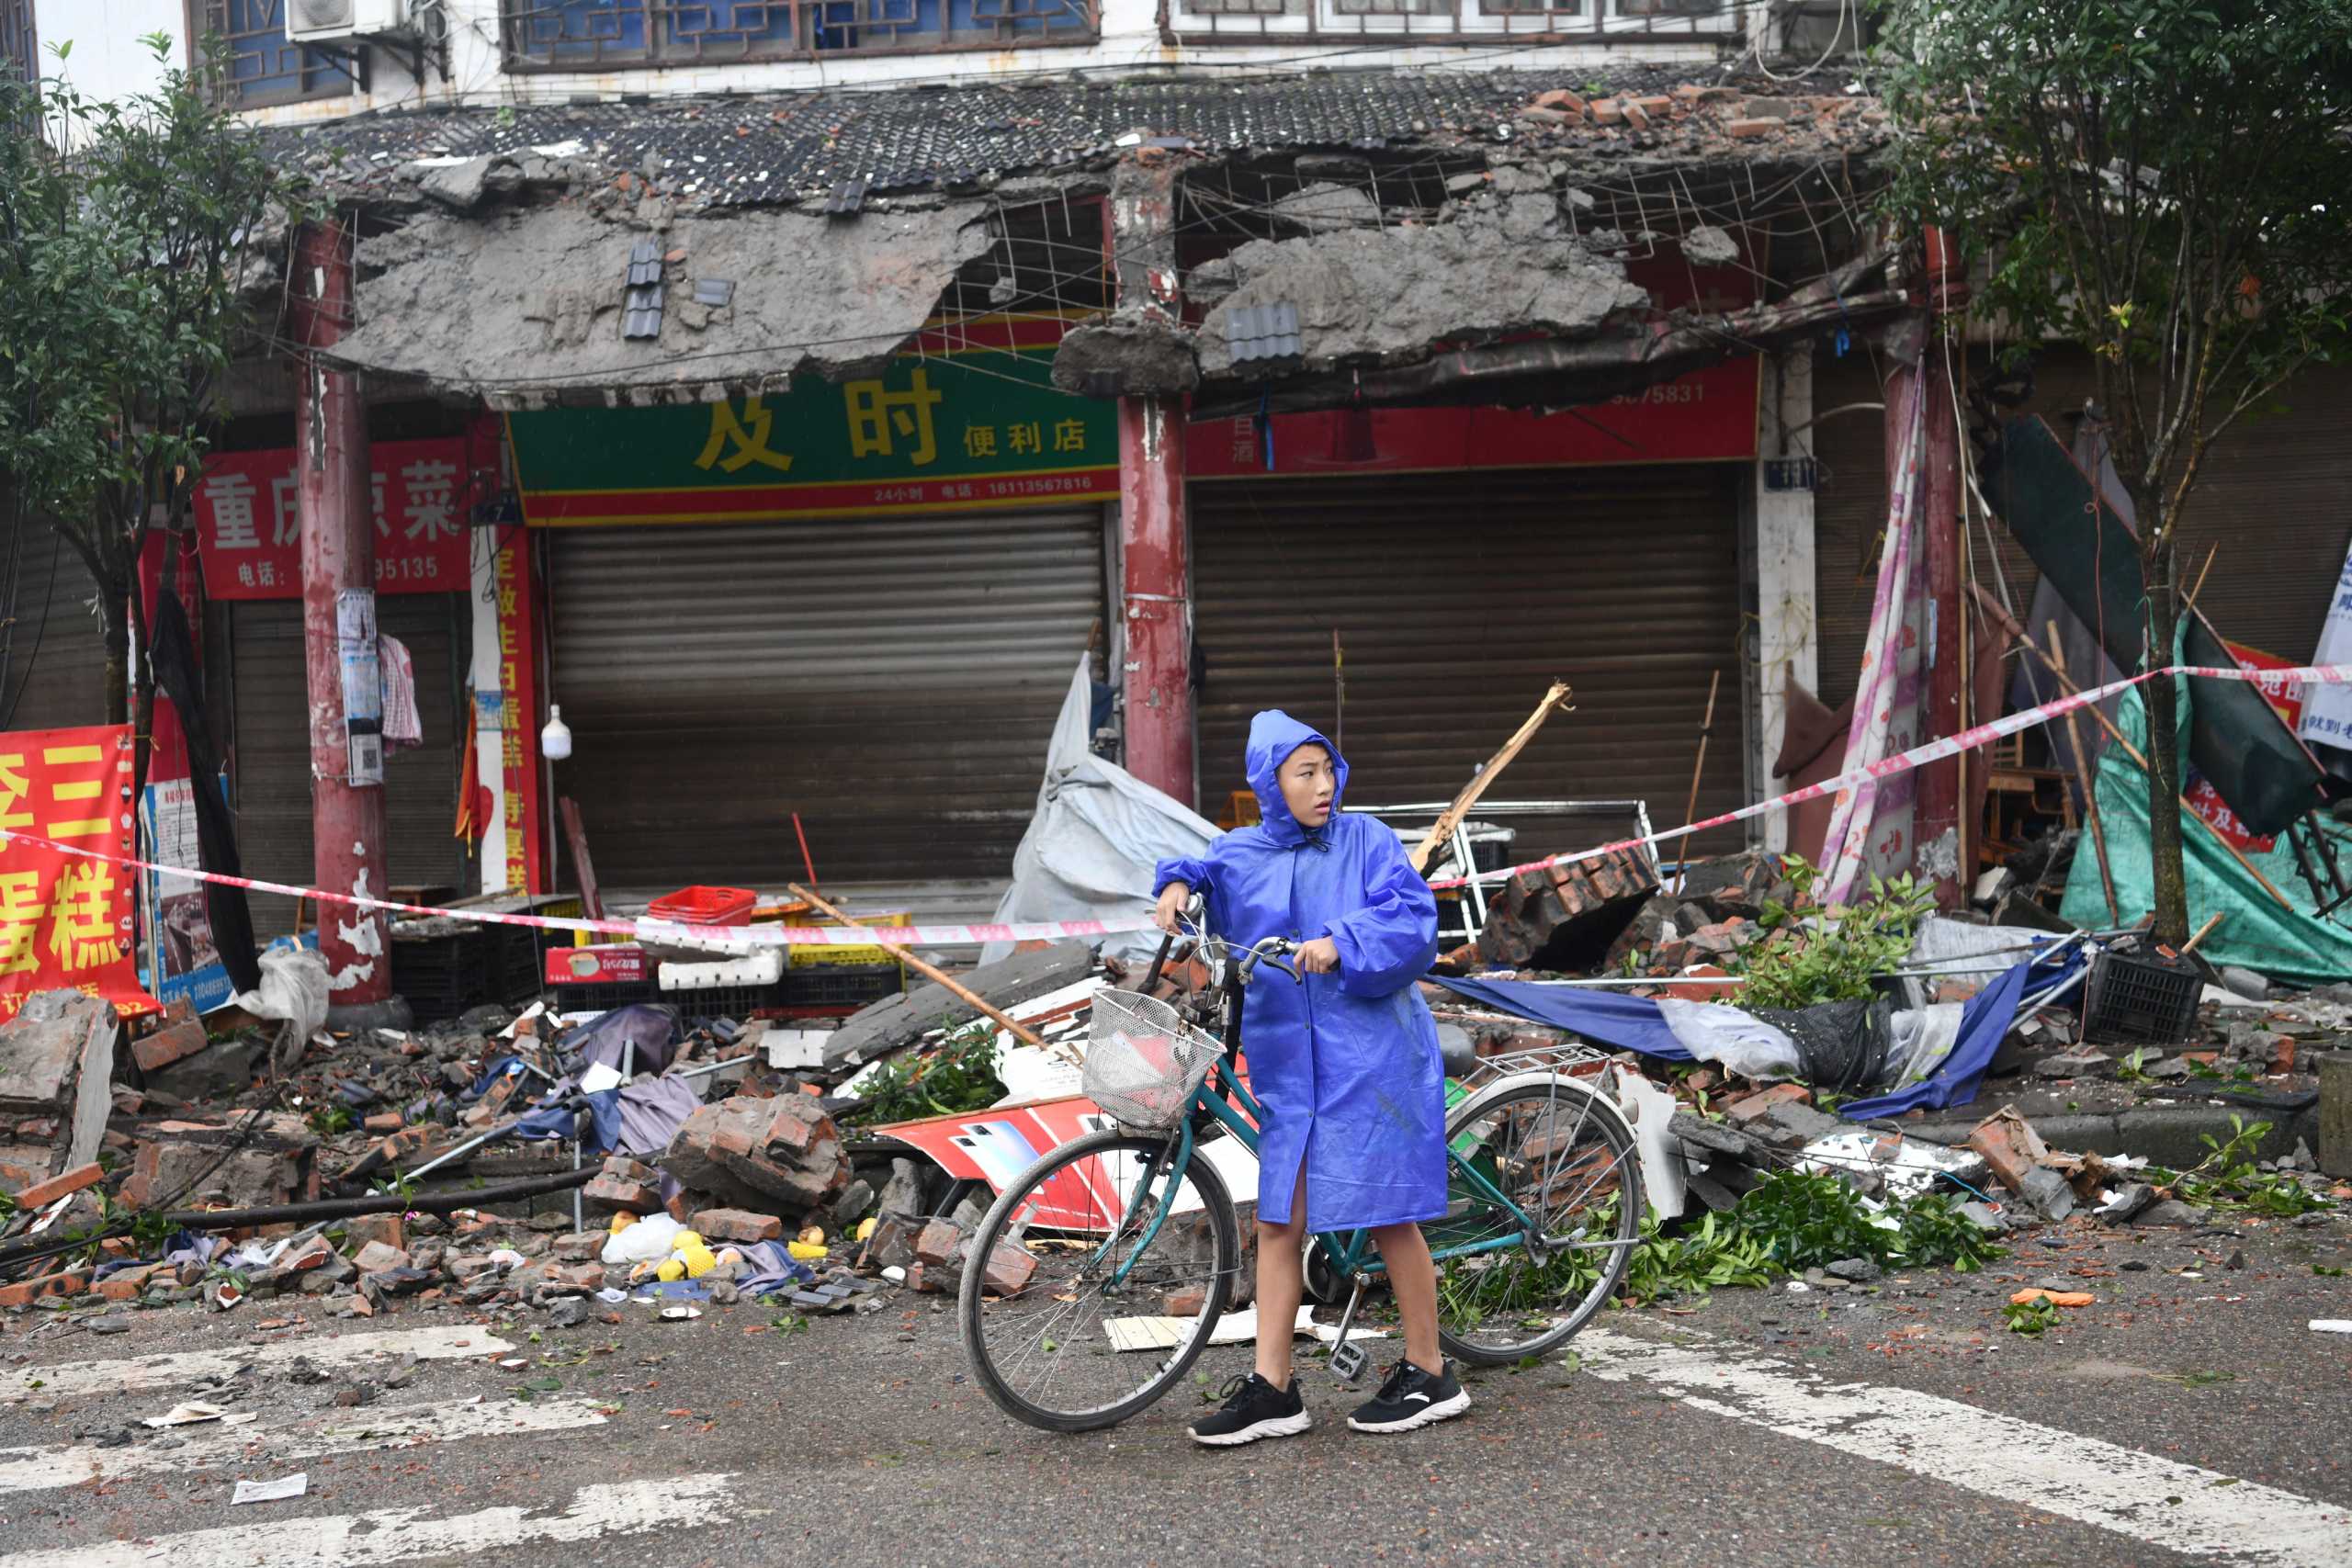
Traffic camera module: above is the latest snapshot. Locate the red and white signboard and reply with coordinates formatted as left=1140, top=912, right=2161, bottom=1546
left=190, top=436, right=474, bottom=600
left=0, top=725, right=153, bottom=1020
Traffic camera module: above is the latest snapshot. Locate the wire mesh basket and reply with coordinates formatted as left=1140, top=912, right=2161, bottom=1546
left=1082, top=989, right=1226, bottom=1133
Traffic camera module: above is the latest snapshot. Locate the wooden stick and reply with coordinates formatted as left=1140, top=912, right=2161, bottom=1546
left=2179, top=910, right=2227, bottom=955
left=1675, top=670, right=1723, bottom=869
left=2186, top=542, right=2220, bottom=611
left=2045, top=625, right=2120, bottom=925
left=786, top=884, right=1052, bottom=1054
left=1969, top=590, right=2298, bottom=913
left=1408, top=681, right=1574, bottom=874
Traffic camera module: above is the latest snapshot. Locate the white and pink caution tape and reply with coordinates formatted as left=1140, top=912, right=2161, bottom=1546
left=8, top=657, right=2344, bottom=942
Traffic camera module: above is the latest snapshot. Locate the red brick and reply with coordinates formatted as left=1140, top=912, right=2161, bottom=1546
left=690, top=1208, right=783, bottom=1245
left=1661, top=964, right=1735, bottom=1003
left=1532, top=88, right=1586, bottom=116
left=351, top=1240, right=411, bottom=1274
left=584, top=1174, right=662, bottom=1215
left=96, top=1275, right=145, bottom=1302
left=362, top=1112, right=403, bottom=1134
left=131, top=1018, right=210, bottom=1075
left=1589, top=99, right=1625, bottom=126
left=762, top=1105, right=815, bottom=1155
left=8, top=1161, right=102, bottom=1210
left=1724, top=118, right=1779, bottom=140
left=344, top=1213, right=405, bottom=1252
left=978, top=1240, right=1035, bottom=1299
left=1623, top=98, right=1652, bottom=130
left=1724, top=1083, right=1811, bottom=1123
left=903, top=1262, right=928, bottom=1293
left=1164, top=1283, right=1209, bottom=1317
left=1631, top=95, right=1672, bottom=117
left=914, top=1219, right=964, bottom=1268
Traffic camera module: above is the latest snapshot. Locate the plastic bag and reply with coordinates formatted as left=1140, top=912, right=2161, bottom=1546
left=600, top=1213, right=683, bottom=1267
left=1655, top=998, right=1803, bottom=1080
left=232, top=944, right=331, bottom=1042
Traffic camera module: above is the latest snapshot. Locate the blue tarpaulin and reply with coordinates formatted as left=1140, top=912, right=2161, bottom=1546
left=1435, top=950, right=2078, bottom=1121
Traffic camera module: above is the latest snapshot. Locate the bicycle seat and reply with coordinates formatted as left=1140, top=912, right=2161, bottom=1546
left=1436, top=1024, right=1479, bottom=1079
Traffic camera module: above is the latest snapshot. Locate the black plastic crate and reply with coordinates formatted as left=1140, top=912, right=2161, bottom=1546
left=781, top=963, right=904, bottom=1012
left=2081, top=948, right=2201, bottom=1044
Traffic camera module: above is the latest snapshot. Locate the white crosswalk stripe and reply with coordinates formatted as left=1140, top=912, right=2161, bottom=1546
left=0, top=1393, right=607, bottom=1495
left=0, top=1472, right=736, bottom=1568
left=1579, top=1326, right=2352, bottom=1568
left=0, top=1327, right=513, bottom=1404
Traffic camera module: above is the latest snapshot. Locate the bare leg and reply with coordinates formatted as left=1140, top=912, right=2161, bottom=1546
left=1371, top=1222, right=1443, bottom=1375
left=1253, top=1168, right=1308, bottom=1387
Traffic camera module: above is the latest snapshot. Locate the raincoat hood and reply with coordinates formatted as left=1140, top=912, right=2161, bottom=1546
left=1245, top=709, right=1348, bottom=849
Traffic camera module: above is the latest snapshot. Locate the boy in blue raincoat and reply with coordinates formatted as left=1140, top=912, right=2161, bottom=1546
left=1154, top=709, right=1468, bottom=1446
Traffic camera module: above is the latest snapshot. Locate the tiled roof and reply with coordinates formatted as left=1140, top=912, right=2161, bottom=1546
left=265, top=64, right=1883, bottom=211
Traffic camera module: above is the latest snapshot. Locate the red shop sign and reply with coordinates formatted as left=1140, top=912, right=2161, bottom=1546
left=191, top=437, right=475, bottom=600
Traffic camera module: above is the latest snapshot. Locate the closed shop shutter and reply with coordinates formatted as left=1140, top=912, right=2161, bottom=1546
left=0, top=538, right=108, bottom=733
left=1189, top=466, right=1747, bottom=859
left=231, top=596, right=466, bottom=935
left=546, top=511, right=1104, bottom=890
left=1815, top=348, right=2352, bottom=703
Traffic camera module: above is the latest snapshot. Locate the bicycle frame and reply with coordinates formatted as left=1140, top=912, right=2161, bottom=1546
left=1091, top=1055, right=1555, bottom=1295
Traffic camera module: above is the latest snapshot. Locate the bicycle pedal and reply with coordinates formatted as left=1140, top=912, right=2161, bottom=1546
left=1329, top=1338, right=1370, bottom=1383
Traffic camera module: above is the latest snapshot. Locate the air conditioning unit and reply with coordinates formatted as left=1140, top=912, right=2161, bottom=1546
left=286, top=0, right=412, bottom=42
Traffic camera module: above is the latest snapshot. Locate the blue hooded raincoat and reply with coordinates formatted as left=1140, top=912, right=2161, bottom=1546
left=1153, top=711, right=1446, bottom=1233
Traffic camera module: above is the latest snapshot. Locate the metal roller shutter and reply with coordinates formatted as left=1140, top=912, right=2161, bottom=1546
left=1189, top=467, right=1747, bottom=859
left=232, top=597, right=466, bottom=935
left=546, top=511, right=1104, bottom=889
left=0, top=538, right=108, bottom=733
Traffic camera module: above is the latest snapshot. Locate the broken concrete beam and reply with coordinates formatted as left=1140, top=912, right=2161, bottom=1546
left=1475, top=847, right=1660, bottom=971
left=662, top=1095, right=847, bottom=1212
left=823, top=943, right=1095, bottom=1069
left=1668, top=1111, right=1771, bottom=1165
left=583, top=1155, right=664, bottom=1215
left=690, top=1207, right=784, bottom=1245
left=130, top=1018, right=210, bottom=1076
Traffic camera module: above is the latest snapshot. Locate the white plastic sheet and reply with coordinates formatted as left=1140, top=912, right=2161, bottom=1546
left=979, top=659, right=1219, bottom=966
left=232, top=943, right=331, bottom=1041
left=1655, top=997, right=1804, bottom=1080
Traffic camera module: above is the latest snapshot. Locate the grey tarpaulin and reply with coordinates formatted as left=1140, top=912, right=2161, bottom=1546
left=979, top=658, right=1218, bottom=966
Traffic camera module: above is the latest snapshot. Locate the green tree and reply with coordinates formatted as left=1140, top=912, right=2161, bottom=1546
left=1875, top=0, right=2352, bottom=943
left=0, top=34, right=296, bottom=782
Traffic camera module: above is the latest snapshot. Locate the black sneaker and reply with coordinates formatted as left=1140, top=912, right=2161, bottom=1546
left=1347, top=1359, right=1470, bottom=1435
left=1189, top=1372, right=1312, bottom=1448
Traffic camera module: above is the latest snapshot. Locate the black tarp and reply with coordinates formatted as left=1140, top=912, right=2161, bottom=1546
left=1981, top=413, right=2325, bottom=837
left=149, top=586, right=262, bottom=995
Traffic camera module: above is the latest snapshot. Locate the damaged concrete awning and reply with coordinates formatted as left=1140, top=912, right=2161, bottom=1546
left=334, top=205, right=990, bottom=401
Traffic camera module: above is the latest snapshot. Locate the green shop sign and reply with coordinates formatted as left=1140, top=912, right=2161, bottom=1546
left=508, top=346, right=1119, bottom=526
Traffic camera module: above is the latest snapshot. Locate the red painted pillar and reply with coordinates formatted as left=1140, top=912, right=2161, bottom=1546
left=1915, top=230, right=1968, bottom=908
left=292, top=219, right=391, bottom=1007
left=1120, top=395, right=1193, bottom=805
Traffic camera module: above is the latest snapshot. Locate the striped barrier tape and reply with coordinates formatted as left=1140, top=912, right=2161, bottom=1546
left=1426, top=658, right=2352, bottom=890
left=6, top=657, right=2344, bottom=949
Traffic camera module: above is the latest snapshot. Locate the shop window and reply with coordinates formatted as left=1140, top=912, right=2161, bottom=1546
left=200, top=0, right=358, bottom=107
left=501, top=0, right=1095, bottom=68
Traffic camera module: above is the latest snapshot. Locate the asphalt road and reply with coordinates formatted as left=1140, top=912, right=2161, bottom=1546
left=2, top=1206, right=2348, bottom=1568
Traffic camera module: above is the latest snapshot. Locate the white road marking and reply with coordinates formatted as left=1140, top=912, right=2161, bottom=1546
left=0, top=1472, right=733, bottom=1568
left=1581, top=1327, right=2352, bottom=1568
left=1, top=1328, right=513, bottom=1404
left=0, top=1394, right=607, bottom=1495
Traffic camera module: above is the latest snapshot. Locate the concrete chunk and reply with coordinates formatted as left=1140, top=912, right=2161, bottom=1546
left=823, top=943, right=1095, bottom=1069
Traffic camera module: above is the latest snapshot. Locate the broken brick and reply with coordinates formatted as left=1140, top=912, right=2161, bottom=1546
left=1623, top=98, right=1652, bottom=130
left=1724, top=1083, right=1812, bottom=1124
left=690, top=1208, right=783, bottom=1245
left=130, top=1018, right=209, bottom=1076
left=1532, top=88, right=1587, bottom=116
left=584, top=1154, right=663, bottom=1215
left=351, top=1240, right=412, bottom=1274
left=344, top=1213, right=405, bottom=1252
left=1589, top=99, right=1626, bottom=126
left=662, top=1097, right=846, bottom=1213
left=7, top=1160, right=102, bottom=1210
left=1724, top=118, right=1781, bottom=140
left=913, top=1218, right=965, bottom=1269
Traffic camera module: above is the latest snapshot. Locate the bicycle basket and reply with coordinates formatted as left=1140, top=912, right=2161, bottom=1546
left=1082, top=989, right=1226, bottom=1133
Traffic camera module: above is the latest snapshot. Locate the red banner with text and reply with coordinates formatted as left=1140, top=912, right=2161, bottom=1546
left=0, top=725, right=152, bottom=1019
left=190, top=437, right=474, bottom=600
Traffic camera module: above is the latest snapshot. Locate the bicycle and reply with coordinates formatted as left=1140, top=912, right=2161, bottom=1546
left=957, top=908, right=1645, bottom=1433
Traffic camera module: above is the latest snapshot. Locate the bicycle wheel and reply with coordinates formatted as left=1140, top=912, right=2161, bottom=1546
left=1432, top=1075, right=1641, bottom=1366
left=959, top=1128, right=1240, bottom=1433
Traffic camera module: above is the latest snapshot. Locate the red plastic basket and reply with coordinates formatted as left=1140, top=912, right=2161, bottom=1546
left=646, top=885, right=757, bottom=927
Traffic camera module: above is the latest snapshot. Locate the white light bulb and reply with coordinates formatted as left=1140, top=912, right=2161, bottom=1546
left=541, top=704, right=573, bottom=761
